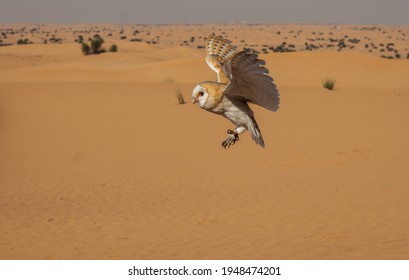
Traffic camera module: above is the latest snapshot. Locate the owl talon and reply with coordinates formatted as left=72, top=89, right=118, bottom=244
left=222, top=137, right=235, bottom=149
left=222, top=130, right=240, bottom=149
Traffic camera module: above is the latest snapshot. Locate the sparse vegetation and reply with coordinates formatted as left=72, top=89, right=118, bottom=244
left=17, top=38, right=32, bottom=45
left=81, top=42, right=91, bottom=55
left=381, top=55, right=394, bottom=60
left=48, top=36, right=63, bottom=44
left=269, top=42, right=296, bottom=53
left=109, top=44, right=118, bottom=52
left=81, top=34, right=117, bottom=55
left=90, top=34, right=105, bottom=54
left=323, top=78, right=336, bottom=90
left=76, top=35, right=84, bottom=44
left=165, top=78, right=185, bottom=105
left=176, top=88, right=186, bottom=104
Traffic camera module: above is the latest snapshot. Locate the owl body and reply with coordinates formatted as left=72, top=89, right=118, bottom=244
left=193, top=82, right=264, bottom=147
left=192, top=33, right=280, bottom=149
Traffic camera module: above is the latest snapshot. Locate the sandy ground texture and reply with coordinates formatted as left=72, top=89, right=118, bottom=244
left=1, top=24, right=409, bottom=259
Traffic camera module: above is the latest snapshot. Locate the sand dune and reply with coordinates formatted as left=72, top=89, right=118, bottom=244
left=1, top=25, right=409, bottom=259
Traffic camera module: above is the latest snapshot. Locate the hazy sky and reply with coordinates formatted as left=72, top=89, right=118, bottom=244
left=1, top=0, right=408, bottom=25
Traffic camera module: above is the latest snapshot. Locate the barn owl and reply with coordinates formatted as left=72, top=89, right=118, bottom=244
left=192, top=33, right=280, bottom=148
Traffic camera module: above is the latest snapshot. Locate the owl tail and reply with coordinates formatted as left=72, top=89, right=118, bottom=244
left=248, top=119, right=265, bottom=148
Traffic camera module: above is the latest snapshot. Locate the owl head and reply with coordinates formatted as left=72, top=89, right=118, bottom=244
left=192, top=84, right=209, bottom=108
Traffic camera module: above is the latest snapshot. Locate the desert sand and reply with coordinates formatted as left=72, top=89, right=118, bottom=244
left=0, top=24, right=409, bottom=260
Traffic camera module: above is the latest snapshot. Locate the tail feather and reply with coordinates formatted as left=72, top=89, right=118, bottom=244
left=247, top=119, right=265, bottom=148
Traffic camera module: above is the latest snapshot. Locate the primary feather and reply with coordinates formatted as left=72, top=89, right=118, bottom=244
left=223, top=49, right=280, bottom=112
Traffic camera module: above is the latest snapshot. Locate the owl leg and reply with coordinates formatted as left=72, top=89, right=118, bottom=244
left=221, top=127, right=245, bottom=149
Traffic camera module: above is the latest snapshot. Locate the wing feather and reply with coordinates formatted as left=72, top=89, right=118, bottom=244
left=204, top=33, right=238, bottom=83
left=223, top=49, right=280, bottom=112
left=205, top=33, right=238, bottom=61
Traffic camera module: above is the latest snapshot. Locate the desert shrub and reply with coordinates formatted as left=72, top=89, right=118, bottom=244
left=323, top=78, right=336, bottom=90
left=81, top=34, right=110, bottom=55
left=90, top=34, right=105, bottom=54
left=109, top=44, right=118, bottom=52
left=337, top=40, right=347, bottom=49
left=81, top=42, right=91, bottom=55
left=48, top=37, right=63, bottom=44
left=77, top=35, right=84, bottom=44
left=17, top=38, right=32, bottom=45
left=386, top=43, right=395, bottom=51
left=175, top=88, right=185, bottom=104
left=381, top=55, right=394, bottom=60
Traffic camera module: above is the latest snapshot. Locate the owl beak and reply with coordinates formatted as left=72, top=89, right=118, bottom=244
left=192, top=97, right=198, bottom=104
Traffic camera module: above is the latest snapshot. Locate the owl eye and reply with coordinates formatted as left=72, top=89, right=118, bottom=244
left=199, top=91, right=205, bottom=97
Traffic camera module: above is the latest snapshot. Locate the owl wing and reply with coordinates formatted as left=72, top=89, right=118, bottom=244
left=223, top=49, right=280, bottom=112
left=205, top=33, right=238, bottom=83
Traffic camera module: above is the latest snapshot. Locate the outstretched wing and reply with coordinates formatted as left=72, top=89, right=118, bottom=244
left=223, top=49, right=280, bottom=112
left=205, top=33, right=238, bottom=83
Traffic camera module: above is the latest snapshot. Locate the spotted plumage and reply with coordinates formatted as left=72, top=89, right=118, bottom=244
left=205, top=33, right=238, bottom=83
